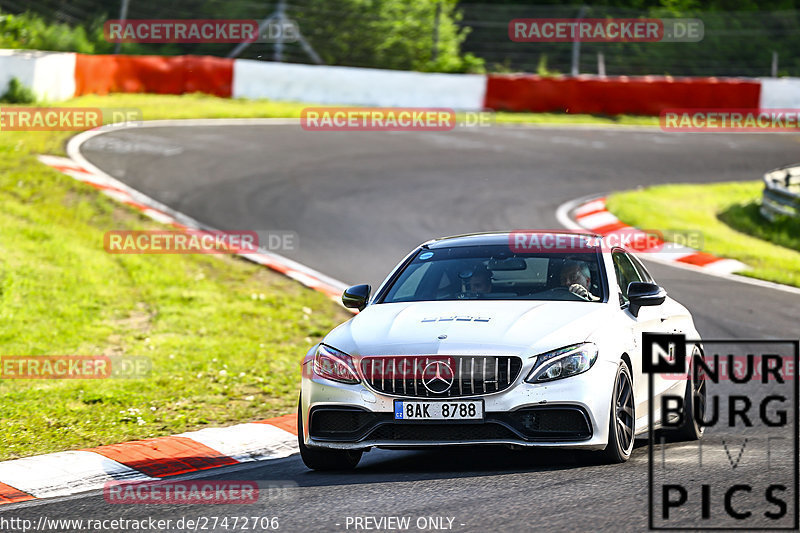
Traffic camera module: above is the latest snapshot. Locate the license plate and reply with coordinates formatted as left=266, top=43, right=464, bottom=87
left=394, top=400, right=484, bottom=420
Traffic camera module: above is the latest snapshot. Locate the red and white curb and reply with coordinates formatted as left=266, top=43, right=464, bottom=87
left=559, top=196, right=747, bottom=275
left=0, top=415, right=297, bottom=505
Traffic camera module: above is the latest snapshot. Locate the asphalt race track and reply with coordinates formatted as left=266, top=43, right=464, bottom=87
left=9, top=124, right=800, bottom=531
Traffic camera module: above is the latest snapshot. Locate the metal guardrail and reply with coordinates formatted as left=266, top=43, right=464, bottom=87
left=761, top=164, right=800, bottom=221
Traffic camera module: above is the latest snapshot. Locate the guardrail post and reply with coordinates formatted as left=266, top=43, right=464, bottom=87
left=761, top=164, right=800, bottom=221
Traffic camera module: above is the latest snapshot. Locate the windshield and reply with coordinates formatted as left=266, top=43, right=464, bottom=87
left=380, top=245, right=606, bottom=303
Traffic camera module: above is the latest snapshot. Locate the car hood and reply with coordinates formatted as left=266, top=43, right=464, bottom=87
left=324, top=300, right=611, bottom=357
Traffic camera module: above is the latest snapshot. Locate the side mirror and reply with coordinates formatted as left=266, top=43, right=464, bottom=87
left=342, top=284, right=371, bottom=311
left=627, top=281, right=666, bottom=317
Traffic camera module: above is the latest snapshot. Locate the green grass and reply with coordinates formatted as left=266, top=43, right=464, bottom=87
left=60, top=93, right=661, bottom=129
left=0, top=94, right=352, bottom=461
left=606, top=181, right=800, bottom=288
left=493, top=111, right=659, bottom=127
left=719, top=202, right=800, bottom=254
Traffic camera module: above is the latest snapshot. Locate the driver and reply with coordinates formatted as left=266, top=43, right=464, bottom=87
left=465, top=265, right=492, bottom=294
left=560, top=261, right=599, bottom=301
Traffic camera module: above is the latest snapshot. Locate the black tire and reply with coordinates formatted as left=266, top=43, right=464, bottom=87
left=297, top=397, right=362, bottom=471
left=671, top=348, right=706, bottom=441
left=599, top=361, right=636, bottom=464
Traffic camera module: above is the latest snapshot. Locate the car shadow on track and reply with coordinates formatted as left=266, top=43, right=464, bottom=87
left=288, top=441, right=650, bottom=487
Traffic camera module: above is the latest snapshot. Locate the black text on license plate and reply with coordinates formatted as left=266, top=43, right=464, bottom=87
left=394, top=400, right=483, bottom=420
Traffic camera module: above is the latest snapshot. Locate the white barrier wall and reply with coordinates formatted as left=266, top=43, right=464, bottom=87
left=0, top=49, right=76, bottom=101
left=3, top=47, right=796, bottom=113
left=233, top=60, right=487, bottom=110
left=759, top=77, right=800, bottom=109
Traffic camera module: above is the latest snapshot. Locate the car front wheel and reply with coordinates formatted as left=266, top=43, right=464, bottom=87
left=600, top=361, right=635, bottom=463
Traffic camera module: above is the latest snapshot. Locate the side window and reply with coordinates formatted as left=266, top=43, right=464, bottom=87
left=385, top=262, right=431, bottom=301
left=612, top=250, right=643, bottom=303
left=629, top=253, right=655, bottom=283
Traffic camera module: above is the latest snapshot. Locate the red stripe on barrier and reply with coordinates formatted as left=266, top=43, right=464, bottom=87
left=676, top=252, right=724, bottom=267
left=0, top=482, right=35, bottom=504
left=122, top=199, right=156, bottom=212
left=591, top=221, right=628, bottom=235
left=484, top=75, right=761, bottom=115
left=86, top=436, right=238, bottom=478
left=82, top=181, right=130, bottom=195
left=49, top=164, right=91, bottom=175
left=75, top=54, right=233, bottom=98
left=636, top=238, right=666, bottom=253
left=256, top=413, right=298, bottom=435
left=575, top=207, right=607, bottom=219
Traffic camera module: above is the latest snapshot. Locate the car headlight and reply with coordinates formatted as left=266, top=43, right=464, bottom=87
left=313, top=345, right=360, bottom=384
left=525, top=343, right=598, bottom=383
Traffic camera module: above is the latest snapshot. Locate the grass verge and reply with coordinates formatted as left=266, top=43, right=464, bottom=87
left=493, top=111, right=659, bottom=127
left=64, top=93, right=661, bottom=129
left=0, top=94, right=353, bottom=461
left=605, top=181, right=800, bottom=288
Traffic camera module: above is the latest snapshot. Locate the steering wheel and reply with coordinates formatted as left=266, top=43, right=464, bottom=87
left=456, top=291, right=481, bottom=300
left=539, top=286, right=588, bottom=301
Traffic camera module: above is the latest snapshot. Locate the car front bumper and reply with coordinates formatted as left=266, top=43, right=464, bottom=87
left=300, top=359, right=618, bottom=451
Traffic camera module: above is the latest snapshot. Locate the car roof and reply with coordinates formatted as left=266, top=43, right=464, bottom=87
left=422, top=231, right=602, bottom=249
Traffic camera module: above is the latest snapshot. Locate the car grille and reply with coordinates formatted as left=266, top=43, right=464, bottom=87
left=359, top=355, right=522, bottom=398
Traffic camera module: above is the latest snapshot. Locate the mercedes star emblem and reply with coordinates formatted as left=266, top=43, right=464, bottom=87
left=422, top=360, right=455, bottom=394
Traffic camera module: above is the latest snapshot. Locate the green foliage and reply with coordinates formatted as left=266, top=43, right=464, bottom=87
left=0, top=77, right=36, bottom=104
left=536, top=54, right=560, bottom=76
left=720, top=202, right=800, bottom=253
left=482, top=0, right=800, bottom=8
left=0, top=2, right=482, bottom=73
left=593, top=6, right=800, bottom=76
left=290, top=0, right=483, bottom=72
left=0, top=12, right=113, bottom=54
left=461, top=1, right=800, bottom=76
left=5, top=0, right=800, bottom=75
